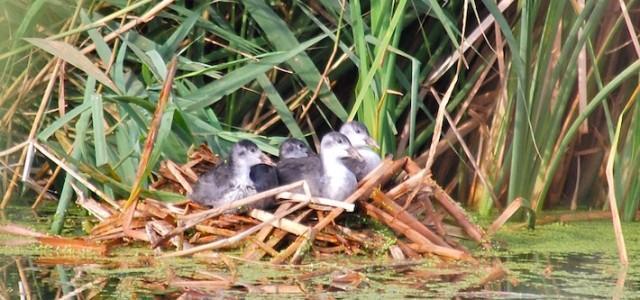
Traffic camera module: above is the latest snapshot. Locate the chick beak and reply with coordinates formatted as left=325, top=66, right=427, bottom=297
left=365, top=136, right=380, bottom=149
left=260, top=154, right=275, bottom=166
left=347, top=147, right=363, bottom=161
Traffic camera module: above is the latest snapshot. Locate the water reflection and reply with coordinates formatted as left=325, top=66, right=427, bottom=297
left=483, top=252, right=638, bottom=299
left=0, top=251, right=637, bottom=299
left=1, top=206, right=639, bottom=298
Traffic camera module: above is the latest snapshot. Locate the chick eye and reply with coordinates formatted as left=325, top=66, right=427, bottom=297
left=250, top=148, right=256, bottom=153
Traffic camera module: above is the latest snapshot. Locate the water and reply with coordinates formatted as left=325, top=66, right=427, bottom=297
left=0, top=206, right=637, bottom=298
left=483, top=252, right=637, bottom=299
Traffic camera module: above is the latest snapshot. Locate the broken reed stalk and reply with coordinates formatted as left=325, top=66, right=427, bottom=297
left=361, top=201, right=467, bottom=260
left=427, top=176, right=487, bottom=246
left=276, top=192, right=355, bottom=211
left=31, top=141, right=119, bottom=209
left=272, top=158, right=405, bottom=264
left=122, top=56, right=178, bottom=241
left=603, top=83, right=638, bottom=266
left=244, top=206, right=312, bottom=261
left=153, top=180, right=305, bottom=248
left=404, top=158, right=422, bottom=174
left=371, top=189, right=450, bottom=247
left=249, top=209, right=310, bottom=236
left=487, top=197, right=523, bottom=236
left=386, top=169, right=428, bottom=199
left=124, top=56, right=177, bottom=208
left=1, top=60, right=62, bottom=209
left=242, top=203, right=291, bottom=259
left=247, top=236, right=280, bottom=257
left=396, top=240, right=421, bottom=259
left=71, top=182, right=113, bottom=221
left=161, top=200, right=309, bottom=258
left=0, top=141, right=28, bottom=158
left=166, top=160, right=193, bottom=194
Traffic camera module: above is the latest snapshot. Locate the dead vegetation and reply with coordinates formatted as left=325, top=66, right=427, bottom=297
left=74, top=145, right=490, bottom=264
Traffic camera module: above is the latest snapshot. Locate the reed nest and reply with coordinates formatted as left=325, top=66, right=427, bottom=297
left=82, top=145, right=488, bottom=264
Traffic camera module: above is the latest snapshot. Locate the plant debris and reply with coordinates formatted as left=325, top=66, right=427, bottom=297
left=79, top=145, right=488, bottom=265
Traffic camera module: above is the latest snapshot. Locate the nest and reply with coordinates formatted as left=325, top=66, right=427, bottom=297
left=84, top=145, right=488, bottom=263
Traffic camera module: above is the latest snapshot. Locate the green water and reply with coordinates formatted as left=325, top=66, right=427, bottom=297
left=0, top=206, right=638, bottom=298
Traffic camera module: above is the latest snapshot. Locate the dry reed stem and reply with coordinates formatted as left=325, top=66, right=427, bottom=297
left=166, top=161, right=193, bottom=194
left=249, top=209, right=310, bottom=236
left=70, top=181, right=112, bottom=221
left=487, top=197, right=523, bottom=236
left=153, top=181, right=306, bottom=248
left=415, top=118, right=481, bottom=165
left=161, top=200, right=309, bottom=258
left=31, top=141, right=119, bottom=208
left=453, top=55, right=497, bottom=125
left=247, top=236, right=280, bottom=257
left=424, top=80, right=457, bottom=171
left=386, top=169, right=428, bottom=200
left=371, top=189, right=450, bottom=247
left=1, top=59, right=62, bottom=209
left=245, top=206, right=311, bottom=261
left=276, top=192, right=354, bottom=211
left=124, top=56, right=177, bottom=207
left=242, top=203, right=292, bottom=259
left=0, top=224, right=46, bottom=238
left=404, top=158, right=422, bottom=174
left=617, top=0, right=640, bottom=58
left=0, top=141, right=28, bottom=158
left=396, top=240, right=421, bottom=259
left=605, top=115, right=632, bottom=266
left=428, top=176, right=487, bottom=246
left=122, top=56, right=177, bottom=240
left=362, top=201, right=466, bottom=260
left=0, top=72, right=28, bottom=114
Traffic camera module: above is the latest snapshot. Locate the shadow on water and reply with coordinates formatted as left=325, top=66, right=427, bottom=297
left=1, top=206, right=639, bottom=298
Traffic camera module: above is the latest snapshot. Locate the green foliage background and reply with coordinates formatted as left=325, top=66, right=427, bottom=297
left=1, top=0, right=639, bottom=233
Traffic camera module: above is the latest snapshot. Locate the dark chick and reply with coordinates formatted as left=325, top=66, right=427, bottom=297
left=276, top=138, right=322, bottom=196
left=249, top=163, right=279, bottom=210
left=190, top=140, right=273, bottom=210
